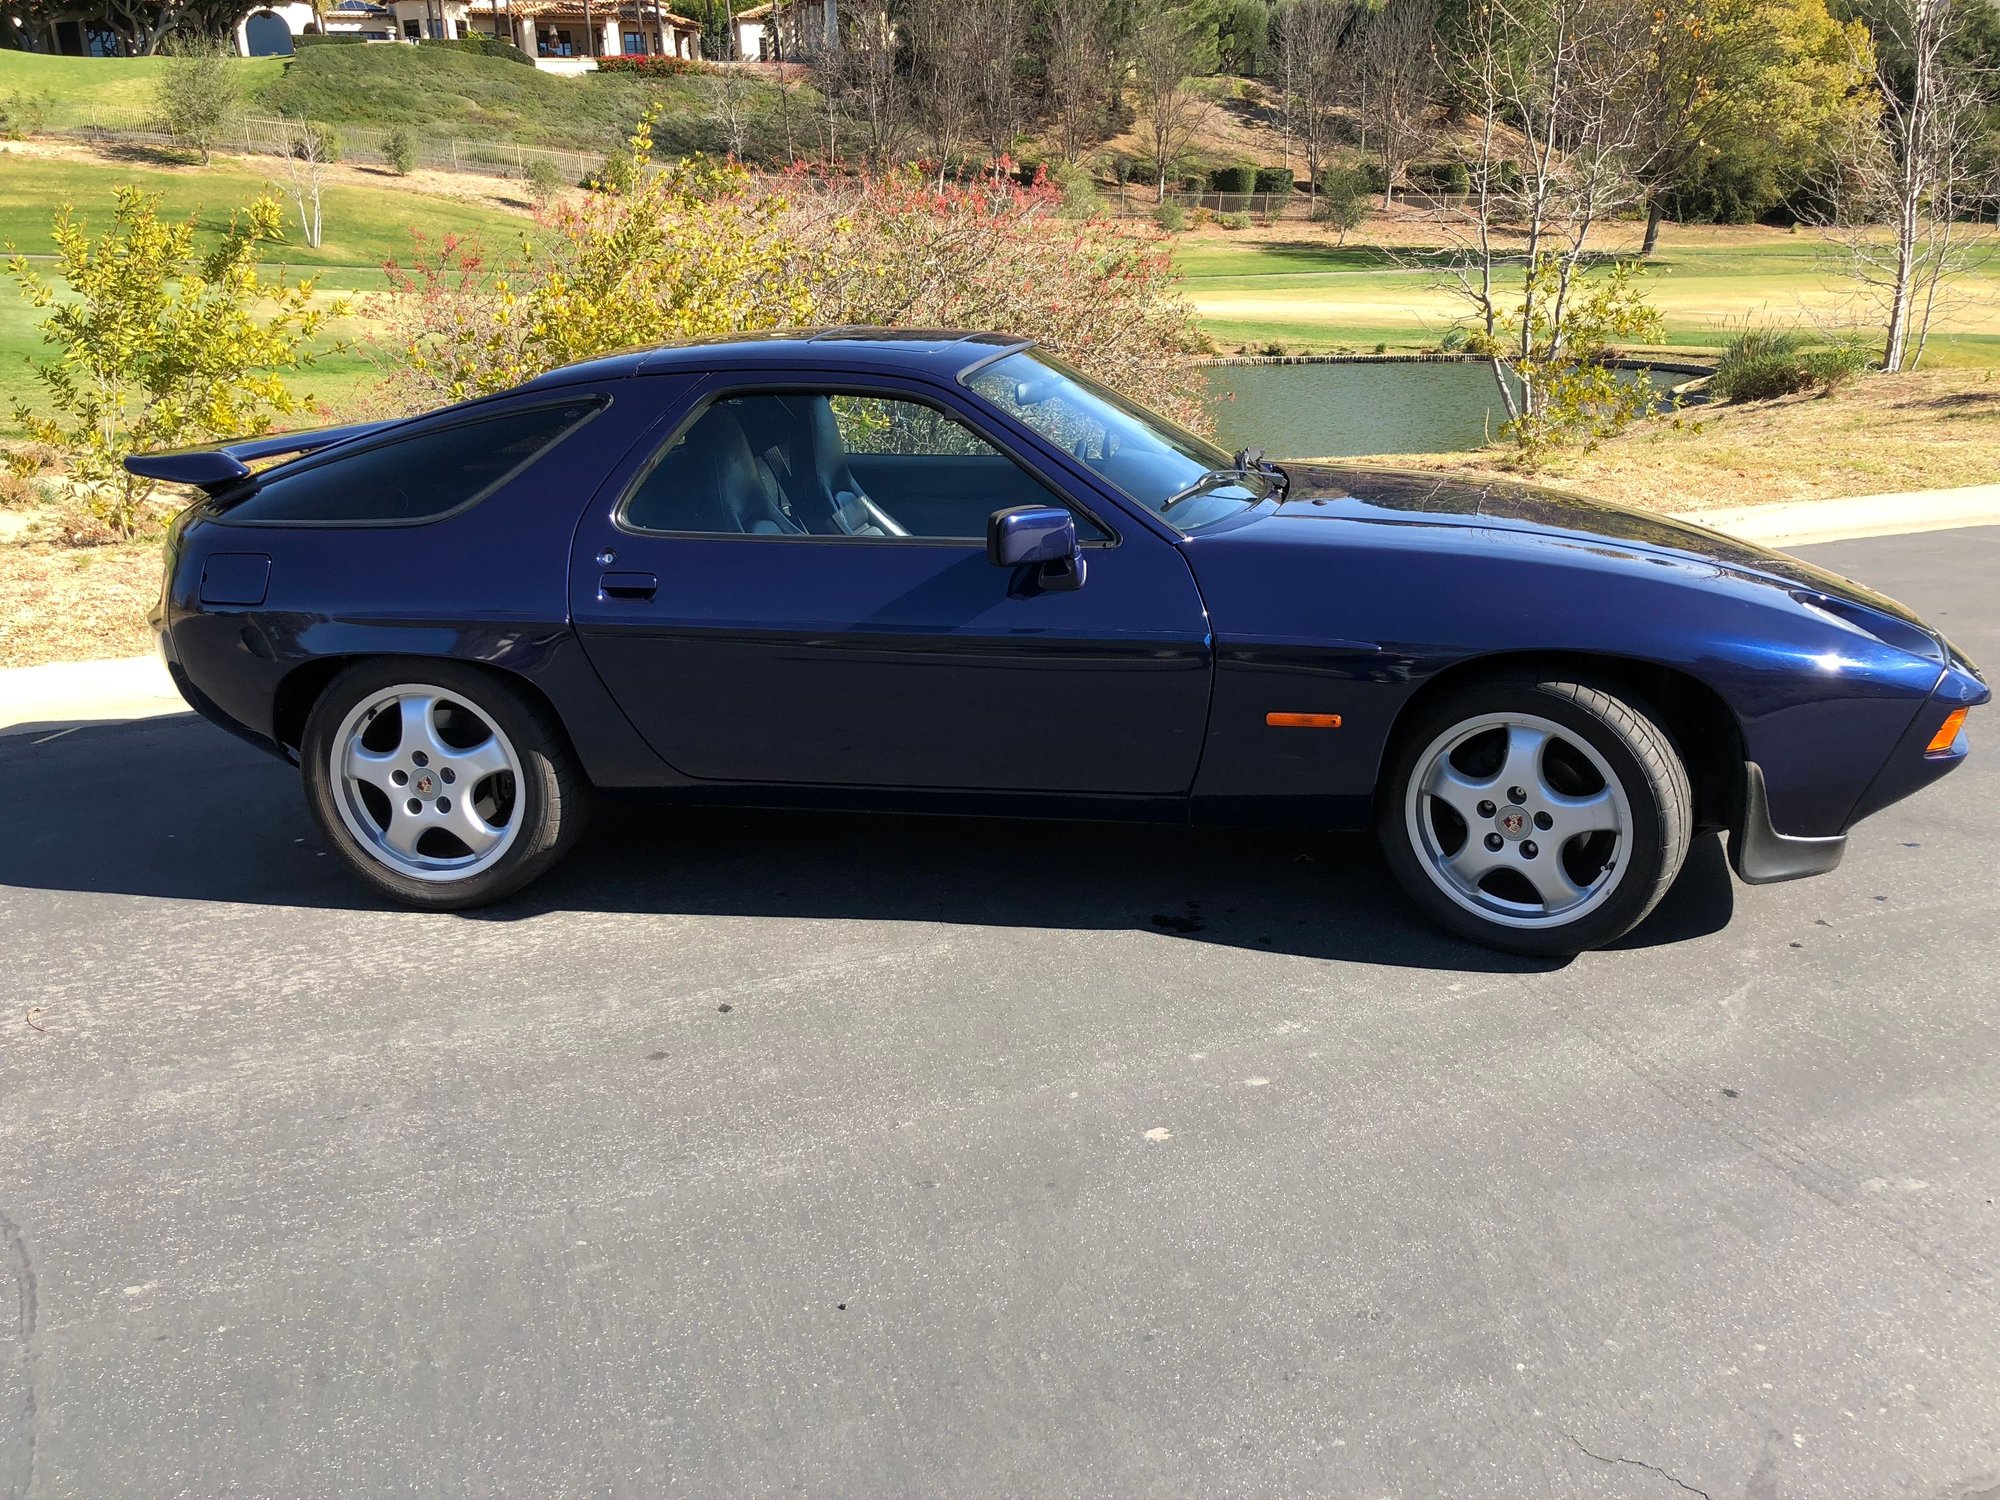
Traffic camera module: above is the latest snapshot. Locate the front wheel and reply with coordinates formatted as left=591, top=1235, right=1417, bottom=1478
left=1377, top=675, right=1693, bottom=956
left=301, top=660, right=590, bottom=910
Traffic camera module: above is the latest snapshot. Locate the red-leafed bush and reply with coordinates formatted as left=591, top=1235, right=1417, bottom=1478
left=785, top=160, right=1210, bottom=430
left=595, top=53, right=705, bottom=78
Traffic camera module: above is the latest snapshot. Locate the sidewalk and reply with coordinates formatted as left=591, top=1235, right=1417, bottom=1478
left=0, top=653, right=182, bottom=741
left=1675, top=482, right=2000, bottom=549
left=4, top=487, right=1998, bottom=740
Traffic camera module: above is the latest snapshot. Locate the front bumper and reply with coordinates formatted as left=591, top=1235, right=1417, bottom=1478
left=1732, top=652, right=1987, bottom=884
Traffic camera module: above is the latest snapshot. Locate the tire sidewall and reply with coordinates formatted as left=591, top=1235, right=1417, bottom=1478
left=1378, top=679, right=1681, bottom=956
left=301, top=660, right=575, bottom=910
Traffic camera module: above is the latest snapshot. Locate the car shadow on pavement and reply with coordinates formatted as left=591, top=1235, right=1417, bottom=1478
left=0, top=714, right=1734, bottom=973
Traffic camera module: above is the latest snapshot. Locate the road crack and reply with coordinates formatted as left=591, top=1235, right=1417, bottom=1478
left=1561, top=1429, right=1710, bottom=1499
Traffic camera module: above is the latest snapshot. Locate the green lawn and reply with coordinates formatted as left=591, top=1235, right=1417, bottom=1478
left=0, top=154, right=534, bottom=425
left=2, top=44, right=820, bottom=160
left=0, top=50, right=285, bottom=131
left=1175, top=231, right=2000, bottom=366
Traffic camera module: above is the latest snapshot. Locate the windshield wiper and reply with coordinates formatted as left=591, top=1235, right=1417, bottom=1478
left=1160, top=449, right=1289, bottom=514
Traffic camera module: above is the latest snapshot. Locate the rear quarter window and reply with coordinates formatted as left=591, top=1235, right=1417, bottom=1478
left=222, top=398, right=604, bottom=525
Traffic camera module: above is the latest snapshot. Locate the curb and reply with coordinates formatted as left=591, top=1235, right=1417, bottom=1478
left=1672, top=483, right=2000, bottom=549
left=0, top=654, right=182, bottom=741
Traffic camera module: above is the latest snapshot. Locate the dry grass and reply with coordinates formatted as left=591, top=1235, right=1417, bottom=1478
left=0, top=533, right=161, bottom=668
left=1346, top=369, right=2000, bottom=512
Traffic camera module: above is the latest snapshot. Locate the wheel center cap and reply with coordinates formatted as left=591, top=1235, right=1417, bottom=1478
left=414, top=773, right=436, bottom=796
left=1496, top=810, right=1529, bottom=840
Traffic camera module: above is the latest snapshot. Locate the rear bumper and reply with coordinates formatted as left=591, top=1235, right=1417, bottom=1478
left=1729, top=761, right=1846, bottom=884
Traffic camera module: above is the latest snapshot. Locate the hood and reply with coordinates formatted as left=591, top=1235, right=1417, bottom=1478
left=1275, top=463, right=1943, bottom=640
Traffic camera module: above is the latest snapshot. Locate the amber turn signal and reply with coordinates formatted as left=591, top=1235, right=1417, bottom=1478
left=1266, top=712, right=1343, bottom=729
left=1926, top=707, right=1969, bottom=756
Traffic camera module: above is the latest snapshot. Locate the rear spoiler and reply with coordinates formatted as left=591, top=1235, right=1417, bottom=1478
left=123, top=418, right=402, bottom=494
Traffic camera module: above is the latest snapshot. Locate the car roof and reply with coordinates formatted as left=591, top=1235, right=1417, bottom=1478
left=516, top=329, right=1031, bottom=392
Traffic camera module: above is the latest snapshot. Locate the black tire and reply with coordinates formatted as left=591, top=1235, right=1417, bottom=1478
left=300, top=659, right=590, bottom=911
left=1376, top=673, right=1693, bottom=956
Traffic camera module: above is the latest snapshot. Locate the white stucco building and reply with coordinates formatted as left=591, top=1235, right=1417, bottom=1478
left=231, top=0, right=701, bottom=66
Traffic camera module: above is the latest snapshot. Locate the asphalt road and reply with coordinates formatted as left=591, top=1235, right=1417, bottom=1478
left=3, top=528, right=1997, bottom=1500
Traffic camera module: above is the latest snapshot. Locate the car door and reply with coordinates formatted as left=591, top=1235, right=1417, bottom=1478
left=568, top=373, right=1213, bottom=794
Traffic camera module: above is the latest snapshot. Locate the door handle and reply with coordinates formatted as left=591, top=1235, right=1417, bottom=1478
left=600, top=570, right=658, bottom=601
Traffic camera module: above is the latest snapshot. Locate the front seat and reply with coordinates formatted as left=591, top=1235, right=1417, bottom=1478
left=801, top=397, right=906, bottom=537
left=703, top=404, right=803, bottom=536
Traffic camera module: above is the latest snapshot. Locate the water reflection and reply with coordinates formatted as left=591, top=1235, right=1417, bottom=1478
left=1202, top=360, right=1683, bottom=459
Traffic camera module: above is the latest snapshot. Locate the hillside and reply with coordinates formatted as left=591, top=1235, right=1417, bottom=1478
left=0, top=49, right=284, bottom=129
left=3, top=44, right=822, bottom=161
left=254, top=44, right=819, bottom=158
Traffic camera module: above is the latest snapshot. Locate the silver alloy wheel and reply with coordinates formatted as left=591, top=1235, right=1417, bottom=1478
left=1402, top=711, right=1633, bottom=930
left=329, top=683, right=525, bottom=882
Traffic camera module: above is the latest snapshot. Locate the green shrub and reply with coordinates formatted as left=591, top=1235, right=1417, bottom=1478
left=1359, top=160, right=1388, bottom=194
left=1253, top=166, right=1294, bottom=195
left=1, top=89, right=52, bottom=139
left=1210, top=163, right=1257, bottom=194
left=524, top=154, right=566, bottom=205
left=290, top=119, right=341, bottom=163
left=1712, top=329, right=1870, bottom=401
left=1014, top=157, right=1043, bottom=186
left=1664, top=150, right=1785, bottom=225
left=1410, top=161, right=1470, bottom=194
left=382, top=125, right=417, bottom=175
left=293, top=33, right=363, bottom=45
left=1219, top=210, right=1252, bottom=230
left=156, top=40, right=240, bottom=166
left=1155, top=200, right=1188, bottom=232
left=1053, top=160, right=1099, bottom=219
left=1311, top=166, right=1369, bottom=239
left=1181, top=172, right=1205, bottom=193
left=430, top=33, right=535, bottom=64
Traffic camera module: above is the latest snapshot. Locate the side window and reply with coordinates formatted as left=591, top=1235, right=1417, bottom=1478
left=228, top=399, right=601, bottom=525
left=622, top=390, right=1107, bottom=542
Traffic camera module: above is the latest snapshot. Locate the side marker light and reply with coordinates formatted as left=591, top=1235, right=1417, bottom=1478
left=1266, top=712, right=1343, bottom=729
left=1926, top=707, right=1969, bottom=756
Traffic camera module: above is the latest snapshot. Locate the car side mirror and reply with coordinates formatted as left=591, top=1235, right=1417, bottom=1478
left=987, top=504, right=1085, bottom=592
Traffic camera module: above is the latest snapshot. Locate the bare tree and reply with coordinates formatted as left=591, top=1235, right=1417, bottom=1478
left=817, top=0, right=911, bottom=169
left=1823, top=0, right=1993, bottom=371
left=906, top=0, right=983, bottom=182
left=278, top=117, right=336, bottom=250
left=1354, top=0, right=1439, bottom=207
left=971, top=0, right=1028, bottom=167
left=1129, top=1, right=1218, bottom=201
left=1438, top=0, right=1656, bottom=429
left=1044, top=0, right=1111, bottom=163
left=706, top=63, right=753, bottom=160
left=1274, top=0, right=1353, bottom=204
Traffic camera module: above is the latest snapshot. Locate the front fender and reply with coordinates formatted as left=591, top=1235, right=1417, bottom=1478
left=1183, top=518, right=1946, bottom=836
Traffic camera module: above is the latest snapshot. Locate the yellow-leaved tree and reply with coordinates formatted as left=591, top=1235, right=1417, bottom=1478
left=7, top=187, right=345, bottom=537
left=381, top=105, right=821, bottom=404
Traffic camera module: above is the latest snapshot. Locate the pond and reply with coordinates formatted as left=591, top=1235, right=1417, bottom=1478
left=1200, top=360, right=1686, bottom=459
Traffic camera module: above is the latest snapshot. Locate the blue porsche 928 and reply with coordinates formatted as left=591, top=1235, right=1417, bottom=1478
left=131, top=331, right=1987, bottom=955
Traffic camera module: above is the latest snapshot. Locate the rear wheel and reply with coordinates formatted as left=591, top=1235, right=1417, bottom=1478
left=301, top=660, right=589, bottom=910
left=1377, top=674, right=1692, bottom=956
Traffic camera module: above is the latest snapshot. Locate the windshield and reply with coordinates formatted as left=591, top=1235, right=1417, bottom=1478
left=963, top=350, right=1271, bottom=529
